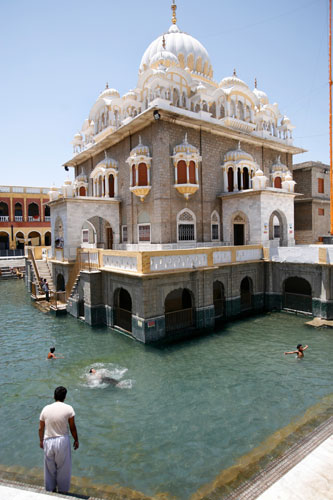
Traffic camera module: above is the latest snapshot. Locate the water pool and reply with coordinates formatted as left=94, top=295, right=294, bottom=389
left=0, top=280, right=332, bottom=499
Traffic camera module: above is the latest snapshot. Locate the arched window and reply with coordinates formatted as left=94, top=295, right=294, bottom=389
left=220, top=104, right=225, bottom=119
left=28, top=203, right=39, bottom=221
left=274, top=176, right=282, bottom=189
left=189, top=161, right=196, bottom=184
left=165, top=288, right=195, bottom=332
left=14, top=202, right=22, bottom=221
left=228, top=167, right=234, bottom=192
left=44, top=205, right=50, bottom=221
left=114, top=288, right=132, bottom=333
left=237, top=101, right=244, bottom=120
left=177, top=160, right=187, bottom=184
left=243, top=167, right=249, bottom=190
left=230, top=100, right=236, bottom=117
left=132, top=165, right=136, bottom=187
left=108, top=175, right=115, bottom=197
left=177, top=209, right=196, bottom=242
left=213, top=281, right=225, bottom=319
left=240, top=277, right=253, bottom=311
left=211, top=211, right=220, bottom=241
left=138, top=163, right=148, bottom=186
left=283, top=277, right=312, bottom=313
left=0, top=202, right=9, bottom=220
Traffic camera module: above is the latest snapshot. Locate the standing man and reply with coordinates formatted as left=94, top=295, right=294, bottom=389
left=39, top=386, right=79, bottom=493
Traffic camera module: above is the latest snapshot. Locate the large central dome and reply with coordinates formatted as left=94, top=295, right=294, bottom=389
left=139, top=23, right=213, bottom=79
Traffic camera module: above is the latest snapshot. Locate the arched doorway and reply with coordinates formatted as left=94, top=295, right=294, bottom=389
left=56, top=274, right=65, bottom=292
left=240, top=277, right=253, bottom=312
left=0, top=232, right=9, bottom=251
left=28, top=231, right=41, bottom=246
left=114, top=288, right=132, bottom=333
left=269, top=210, right=287, bottom=246
left=228, top=167, right=234, bottom=192
left=164, top=288, right=195, bottom=333
left=233, top=213, right=247, bottom=246
left=213, top=281, right=225, bottom=323
left=283, top=277, right=312, bottom=313
left=44, top=232, right=51, bottom=246
left=274, top=176, right=282, bottom=189
left=15, top=232, right=25, bottom=250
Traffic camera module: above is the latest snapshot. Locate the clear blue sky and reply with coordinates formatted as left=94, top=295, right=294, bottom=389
left=0, top=0, right=330, bottom=188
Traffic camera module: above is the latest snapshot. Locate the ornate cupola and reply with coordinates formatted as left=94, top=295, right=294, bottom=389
left=172, top=134, right=201, bottom=200
left=271, top=156, right=289, bottom=189
left=90, top=152, right=119, bottom=198
left=126, top=137, right=152, bottom=202
left=222, top=142, right=256, bottom=193
left=73, top=170, right=88, bottom=197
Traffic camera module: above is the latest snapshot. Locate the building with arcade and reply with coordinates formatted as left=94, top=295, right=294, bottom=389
left=26, top=2, right=333, bottom=341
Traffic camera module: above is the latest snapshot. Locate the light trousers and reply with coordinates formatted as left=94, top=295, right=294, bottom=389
left=43, top=434, right=72, bottom=492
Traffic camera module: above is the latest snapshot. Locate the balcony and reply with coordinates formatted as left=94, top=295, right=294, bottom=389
left=45, top=216, right=51, bottom=222
left=0, top=216, right=9, bottom=222
left=28, top=216, right=40, bottom=222
left=15, top=216, right=23, bottom=222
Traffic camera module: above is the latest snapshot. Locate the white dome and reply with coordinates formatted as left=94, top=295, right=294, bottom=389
left=150, top=49, right=179, bottom=68
left=99, top=86, right=120, bottom=99
left=139, top=24, right=213, bottom=78
left=220, top=75, right=249, bottom=90
left=253, top=87, right=269, bottom=105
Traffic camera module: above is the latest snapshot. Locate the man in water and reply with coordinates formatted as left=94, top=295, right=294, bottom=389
left=89, top=368, right=118, bottom=385
left=47, top=347, right=64, bottom=360
left=39, top=386, right=79, bottom=493
left=284, top=344, right=309, bottom=358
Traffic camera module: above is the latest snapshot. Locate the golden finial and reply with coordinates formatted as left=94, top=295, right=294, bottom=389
left=162, top=35, right=166, bottom=50
left=254, top=78, right=257, bottom=88
left=171, top=0, right=177, bottom=24
left=233, top=68, right=237, bottom=77
left=105, top=82, right=109, bottom=89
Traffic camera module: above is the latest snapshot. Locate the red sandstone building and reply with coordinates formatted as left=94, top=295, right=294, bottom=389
left=0, top=185, right=52, bottom=253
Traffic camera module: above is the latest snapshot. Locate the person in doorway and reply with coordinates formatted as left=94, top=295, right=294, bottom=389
left=47, top=347, right=64, bottom=360
left=284, top=344, right=309, bottom=358
left=39, top=386, right=79, bottom=494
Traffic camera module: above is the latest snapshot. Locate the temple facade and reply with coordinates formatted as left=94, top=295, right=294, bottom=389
left=38, top=3, right=330, bottom=342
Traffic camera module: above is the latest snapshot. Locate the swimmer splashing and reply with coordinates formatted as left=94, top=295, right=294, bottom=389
left=284, top=344, right=309, bottom=359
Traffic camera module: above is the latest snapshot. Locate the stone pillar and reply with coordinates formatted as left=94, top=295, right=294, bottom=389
left=233, top=168, right=238, bottom=192
left=223, top=168, right=228, bottom=192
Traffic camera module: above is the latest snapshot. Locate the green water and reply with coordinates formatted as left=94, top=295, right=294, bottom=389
left=0, top=280, right=332, bottom=499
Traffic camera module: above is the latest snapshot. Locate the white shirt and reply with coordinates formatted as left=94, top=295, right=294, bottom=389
left=40, top=401, right=75, bottom=439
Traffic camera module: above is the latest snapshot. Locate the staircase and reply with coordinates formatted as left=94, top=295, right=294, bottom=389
left=35, top=259, right=54, bottom=290
left=0, top=266, right=25, bottom=280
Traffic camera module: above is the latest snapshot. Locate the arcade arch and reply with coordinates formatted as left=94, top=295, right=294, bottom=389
left=28, top=231, right=41, bottom=246
left=283, top=277, right=312, bottom=313
left=56, top=273, right=65, bottom=292
left=213, top=281, right=225, bottom=321
left=240, top=277, right=253, bottom=312
left=164, top=288, right=195, bottom=333
left=113, top=288, right=132, bottom=333
left=0, top=231, right=9, bottom=250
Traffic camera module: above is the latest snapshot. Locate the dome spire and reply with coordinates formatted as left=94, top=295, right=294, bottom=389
left=171, top=0, right=177, bottom=24
left=162, top=35, right=166, bottom=50
left=254, top=77, right=257, bottom=88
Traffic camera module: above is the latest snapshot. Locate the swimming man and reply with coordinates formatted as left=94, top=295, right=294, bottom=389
left=284, top=344, right=309, bottom=358
left=89, top=368, right=118, bottom=385
left=47, top=347, right=64, bottom=360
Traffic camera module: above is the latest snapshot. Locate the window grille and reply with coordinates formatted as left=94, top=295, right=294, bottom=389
left=138, top=224, right=150, bottom=242
left=82, top=230, right=89, bottom=243
left=178, top=224, right=195, bottom=241
left=211, top=224, right=219, bottom=240
left=122, top=225, right=128, bottom=242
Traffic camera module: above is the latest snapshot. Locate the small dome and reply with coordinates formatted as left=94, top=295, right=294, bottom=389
left=281, top=115, right=291, bottom=126
left=130, top=136, right=150, bottom=157
left=72, top=132, right=83, bottom=145
left=123, top=90, right=137, bottom=100
left=253, top=87, right=269, bottom=105
left=224, top=142, right=254, bottom=163
left=285, top=171, right=293, bottom=181
left=196, top=82, right=206, bottom=92
left=76, top=170, right=87, bottom=182
left=173, top=133, right=198, bottom=155
left=99, top=85, right=120, bottom=99
left=140, top=23, right=212, bottom=78
left=150, top=50, right=179, bottom=68
left=219, top=74, right=249, bottom=90
left=255, top=168, right=264, bottom=176
left=272, top=156, right=288, bottom=172
left=63, top=179, right=72, bottom=186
